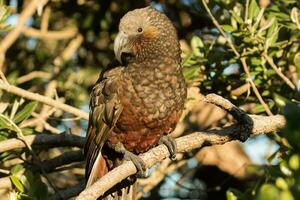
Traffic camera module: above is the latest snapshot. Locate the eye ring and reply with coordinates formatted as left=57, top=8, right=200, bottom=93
left=137, top=27, right=143, bottom=33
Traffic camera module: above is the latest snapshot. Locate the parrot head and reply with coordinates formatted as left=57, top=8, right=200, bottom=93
left=114, top=7, right=180, bottom=65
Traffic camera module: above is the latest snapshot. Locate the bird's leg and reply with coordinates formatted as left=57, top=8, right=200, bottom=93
left=113, top=142, right=147, bottom=176
left=159, top=135, right=177, bottom=160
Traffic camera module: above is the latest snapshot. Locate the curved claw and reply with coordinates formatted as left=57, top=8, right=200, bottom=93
left=159, top=135, right=177, bottom=160
left=124, top=151, right=146, bottom=171
left=112, top=142, right=147, bottom=177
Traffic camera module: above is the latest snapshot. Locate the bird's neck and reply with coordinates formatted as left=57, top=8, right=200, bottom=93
left=126, top=57, right=180, bottom=74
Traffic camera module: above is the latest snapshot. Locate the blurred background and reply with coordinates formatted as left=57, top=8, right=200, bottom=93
left=0, top=0, right=300, bottom=199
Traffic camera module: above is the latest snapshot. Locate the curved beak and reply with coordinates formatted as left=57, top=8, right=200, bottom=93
left=114, top=32, right=132, bottom=64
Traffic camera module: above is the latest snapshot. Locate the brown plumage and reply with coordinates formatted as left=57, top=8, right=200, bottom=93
left=84, top=6, right=187, bottom=199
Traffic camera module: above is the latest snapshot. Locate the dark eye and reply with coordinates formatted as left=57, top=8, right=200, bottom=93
left=137, top=27, right=143, bottom=32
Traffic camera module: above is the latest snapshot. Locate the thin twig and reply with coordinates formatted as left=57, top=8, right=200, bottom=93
left=0, top=133, right=84, bottom=153
left=35, top=80, right=57, bottom=132
left=241, top=53, right=273, bottom=116
left=0, top=70, right=9, bottom=84
left=35, top=150, right=83, bottom=173
left=0, top=0, right=49, bottom=69
left=263, top=53, right=296, bottom=90
left=201, top=0, right=240, bottom=57
left=41, top=6, right=50, bottom=32
left=22, top=27, right=77, bottom=40
left=16, top=71, right=51, bottom=84
left=0, top=82, right=89, bottom=120
left=53, top=34, right=84, bottom=66
left=231, top=83, right=250, bottom=96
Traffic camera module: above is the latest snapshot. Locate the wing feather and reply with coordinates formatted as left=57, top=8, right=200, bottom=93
left=84, top=67, right=123, bottom=186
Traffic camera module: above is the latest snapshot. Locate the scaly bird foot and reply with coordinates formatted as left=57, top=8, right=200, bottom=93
left=124, top=150, right=147, bottom=177
left=159, top=135, right=177, bottom=160
left=113, top=142, right=147, bottom=177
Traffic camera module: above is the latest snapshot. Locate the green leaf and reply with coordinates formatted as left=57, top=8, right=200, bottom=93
left=253, top=104, right=266, bottom=113
left=274, top=93, right=290, bottom=107
left=0, top=4, right=11, bottom=23
left=294, top=53, right=300, bottom=72
left=266, top=19, right=279, bottom=48
left=0, top=130, right=9, bottom=141
left=182, top=53, right=197, bottom=66
left=226, top=190, right=238, bottom=200
left=183, top=66, right=201, bottom=81
left=257, top=184, right=280, bottom=200
left=250, top=57, right=262, bottom=66
left=35, top=180, right=48, bottom=200
left=280, top=191, right=294, bottom=200
left=13, top=102, right=37, bottom=124
left=290, top=7, right=300, bottom=24
left=280, top=161, right=292, bottom=176
left=276, top=177, right=288, bottom=190
left=253, top=8, right=265, bottom=30
left=0, top=114, right=12, bottom=130
left=249, top=0, right=260, bottom=21
left=11, top=164, right=24, bottom=175
left=259, top=18, right=275, bottom=33
left=23, top=171, right=34, bottom=192
left=266, top=18, right=278, bottom=37
left=10, top=175, right=25, bottom=193
left=289, top=154, right=299, bottom=170
left=230, top=10, right=244, bottom=24
left=191, top=36, right=204, bottom=57
left=221, top=25, right=235, bottom=32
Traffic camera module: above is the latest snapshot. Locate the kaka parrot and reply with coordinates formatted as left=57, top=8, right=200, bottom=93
left=84, top=6, right=187, bottom=199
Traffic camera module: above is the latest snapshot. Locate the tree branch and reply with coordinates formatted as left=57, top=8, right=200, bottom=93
left=0, top=133, right=84, bottom=153
left=22, top=27, right=78, bottom=40
left=0, top=81, right=89, bottom=120
left=0, top=0, right=49, bottom=69
left=38, top=150, right=83, bottom=173
left=76, top=94, right=285, bottom=200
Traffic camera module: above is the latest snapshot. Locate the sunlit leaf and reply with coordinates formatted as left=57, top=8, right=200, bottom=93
left=266, top=19, right=279, bottom=48
left=0, top=115, right=11, bottom=130
left=226, top=190, right=238, bottom=200
left=289, top=154, right=299, bottom=170
left=10, top=175, right=25, bottom=193
left=294, top=53, right=300, bottom=72
left=290, top=7, right=299, bottom=24
left=11, top=164, right=24, bottom=175
left=279, top=191, right=294, bottom=200
left=276, top=177, right=288, bottom=190
left=249, top=0, right=260, bottom=21
left=257, top=184, right=280, bottom=200
left=221, top=25, right=235, bottom=32
left=191, top=36, right=204, bottom=57
left=13, top=102, right=37, bottom=124
left=230, top=10, right=244, bottom=24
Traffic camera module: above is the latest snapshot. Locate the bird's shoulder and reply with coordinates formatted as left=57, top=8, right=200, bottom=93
left=90, top=64, right=125, bottom=108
